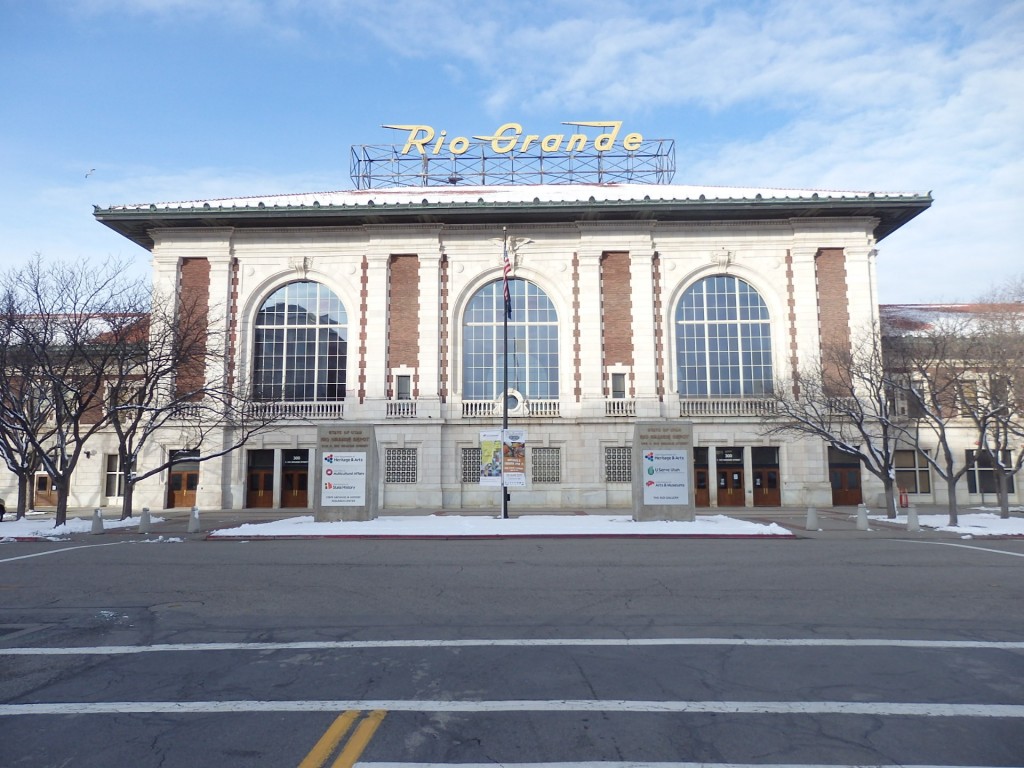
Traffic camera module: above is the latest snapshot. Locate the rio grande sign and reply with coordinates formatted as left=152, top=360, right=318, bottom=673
left=382, top=121, right=644, bottom=156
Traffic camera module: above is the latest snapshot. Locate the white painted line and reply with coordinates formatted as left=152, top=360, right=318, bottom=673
left=891, top=539, right=1024, bottom=558
left=357, top=764, right=1001, bottom=768
left=3, top=637, right=1023, bottom=656
left=1, top=699, right=1022, bottom=717
left=0, top=542, right=123, bottom=564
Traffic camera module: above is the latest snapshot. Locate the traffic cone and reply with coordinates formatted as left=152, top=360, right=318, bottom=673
left=139, top=507, right=152, bottom=534
left=90, top=508, right=105, bottom=535
left=906, top=504, right=920, bottom=532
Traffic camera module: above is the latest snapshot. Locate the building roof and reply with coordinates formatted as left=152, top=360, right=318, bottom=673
left=94, top=182, right=932, bottom=252
left=880, top=303, right=1023, bottom=334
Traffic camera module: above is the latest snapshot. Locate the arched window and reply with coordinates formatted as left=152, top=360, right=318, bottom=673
left=253, top=280, right=347, bottom=402
left=675, top=275, right=773, bottom=396
left=462, top=278, right=559, bottom=400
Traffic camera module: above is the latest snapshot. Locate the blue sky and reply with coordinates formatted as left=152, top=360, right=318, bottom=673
left=2, top=0, right=1021, bottom=303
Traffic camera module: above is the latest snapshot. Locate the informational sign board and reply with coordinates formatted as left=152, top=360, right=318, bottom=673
left=502, top=428, right=527, bottom=488
left=321, top=451, right=366, bottom=506
left=632, top=421, right=695, bottom=522
left=479, top=430, right=503, bottom=487
left=316, top=425, right=378, bottom=521
left=641, top=449, right=690, bottom=506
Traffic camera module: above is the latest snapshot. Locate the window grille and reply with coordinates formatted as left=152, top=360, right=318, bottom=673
left=461, top=448, right=481, bottom=483
left=532, top=447, right=561, bottom=484
left=605, top=446, right=632, bottom=483
left=384, top=448, right=417, bottom=484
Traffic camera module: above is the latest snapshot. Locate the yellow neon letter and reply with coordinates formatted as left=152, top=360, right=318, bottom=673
left=520, top=134, right=539, bottom=152
left=541, top=134, right=564, bottom=152
left=475, top=122, right=522, bottom=154
left=566, top=134, right=587, bottom=152
left=432, top=130, right=448, bottom=155
left=622, top=132, right=643, bottom=151
left=383, top=124, right=435, bottom=156
left=449, top=136, right=471, bottom=155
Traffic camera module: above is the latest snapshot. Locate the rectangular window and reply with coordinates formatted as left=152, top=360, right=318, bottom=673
left=461, top=448, right=481, bottom=483
left=104, top=455, right=127, bottom=498
left=894, top=449, right=931, bottom=494
left=384, top=448, right=417, bottom=484
left=611, top=372, right=626, bottom=399
left=605, top=446, right=632, bottom=483
left=966, top=449, right=1014, bottom=494
left=532, top=447, right=561, bottom=484
left=396, top=375, right=412, bottom=400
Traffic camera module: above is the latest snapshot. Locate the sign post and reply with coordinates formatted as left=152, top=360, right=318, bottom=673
left=632, top=421, right=695, bottom=522
left=316, top=424, right=378, bottom=521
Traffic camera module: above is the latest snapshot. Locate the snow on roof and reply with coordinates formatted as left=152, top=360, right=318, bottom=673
left=104, top=183, right=928, bottom=212
left=880, top=303, right=1023, bottom=334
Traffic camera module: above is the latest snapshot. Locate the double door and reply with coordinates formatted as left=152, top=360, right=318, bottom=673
left=167, top=471, right=199, bottom=508
left=282, top=469, right=308, bottom=508
left=716, top=467, right=745, bottom=507
left=753, top=467, right=781, bottom=507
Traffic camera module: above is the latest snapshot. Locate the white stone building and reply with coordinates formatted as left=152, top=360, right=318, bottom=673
left=24, top=182, right=935, bottom=513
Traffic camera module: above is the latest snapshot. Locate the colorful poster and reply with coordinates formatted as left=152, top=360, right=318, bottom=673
left=502, top=428, right=527, bottom=488
left=479, top=430, right=502, bottom=487
left=642, top=449, right=690, bottom=505
left=321, top=451, right=367, bottom=506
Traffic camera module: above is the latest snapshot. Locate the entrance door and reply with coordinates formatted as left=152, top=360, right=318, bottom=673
left=247, top=470, right=274, bottom=508
left=34, top=475, right=57, bottom=507
left=282, top=470, right=308, bottom=508
left=830, top=468, right=862, bottom=506
left=167, top=471, right=199, bottom=508
left=717, top=468, right=745, bottom=507
left=753, top=468, right=781, bottom=507
left=694, top=468, right=710, bottom=507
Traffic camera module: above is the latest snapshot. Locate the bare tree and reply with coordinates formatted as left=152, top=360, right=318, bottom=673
left=103, top=289, right=280, bottom=519
left=764, top=324, right=903, bottom=518
left=957, top=284, right=1024, bottom=519
left=0, top=255, right=150, bottom=526
left=0, top=285, right=54, bottom=518
left=883, top=308, right=975, bottom=526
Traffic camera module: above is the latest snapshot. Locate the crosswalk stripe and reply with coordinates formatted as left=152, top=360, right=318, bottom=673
left=1, top=700, right=1022, bottom=717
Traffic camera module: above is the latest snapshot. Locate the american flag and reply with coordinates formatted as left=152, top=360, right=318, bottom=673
left=502, top=238, right=512, bottom=318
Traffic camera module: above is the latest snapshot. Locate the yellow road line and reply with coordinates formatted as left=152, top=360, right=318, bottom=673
left=297, top=709, right=359, bottom=768
left=331, top=709, right=387, bottom=768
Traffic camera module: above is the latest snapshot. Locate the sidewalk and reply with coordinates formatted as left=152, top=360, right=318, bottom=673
left=3, top=504, right=1021, bottom=541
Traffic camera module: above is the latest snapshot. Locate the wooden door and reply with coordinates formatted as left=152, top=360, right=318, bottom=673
left=717, top=467, right=745, bottom=507
left=34, top=475, right=57, bottom=507
left=282, top=470, right=308, bottom=508
left=694, top=468, right=710, bottom=507
left=830, top=467, right=862, bottom=506
left=247, top=470, right=274, bottom=508
left=167, top=471, right=199, bottom=508
left=753, top=468, right=781, bottom=507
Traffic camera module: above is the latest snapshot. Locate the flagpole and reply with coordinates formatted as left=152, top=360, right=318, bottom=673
left=501, top=227, right=510, bottom=520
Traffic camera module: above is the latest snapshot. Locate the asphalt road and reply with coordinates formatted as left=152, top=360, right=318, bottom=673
left=1, top=536, right=1023, bottom=767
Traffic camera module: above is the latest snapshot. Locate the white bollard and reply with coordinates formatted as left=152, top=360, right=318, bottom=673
left=139, top=507, right=152, bottom=534
left=90, top=508, right=105, bottom=535
left=805, top=506, right=819, bottom=531
left=856, top=503, right=870, bottom=531
left=187, top=505, right=201, bottom=533
left=906, top=504, right=920, bottom=532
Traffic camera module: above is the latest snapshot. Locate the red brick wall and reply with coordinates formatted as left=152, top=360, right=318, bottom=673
left=816, top=247, right=852, bottom=391
left=175, top=257, right=210, bottom=397
left=601, top=251, right=634, bottom=395
left=387, top=254, right=420, bottom=397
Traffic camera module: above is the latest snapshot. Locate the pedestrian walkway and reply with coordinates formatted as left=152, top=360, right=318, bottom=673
left=3, top=504, right=1021, bottom=541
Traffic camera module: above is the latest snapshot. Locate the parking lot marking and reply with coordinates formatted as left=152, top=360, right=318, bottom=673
left=3, top=637, right=1024, bottom=656
left=298, top=709, right=359, bottom=768
left=1, top=700, right=1022, bottom=717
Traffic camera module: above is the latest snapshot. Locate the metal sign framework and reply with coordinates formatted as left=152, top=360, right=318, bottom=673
left=349, top=138, right=676, bottom=189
